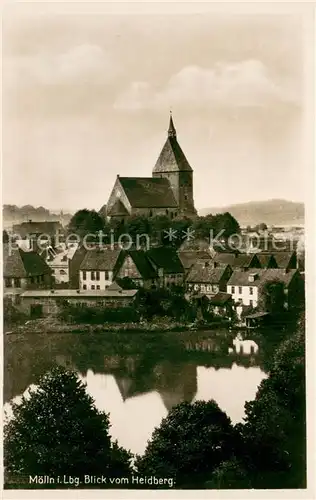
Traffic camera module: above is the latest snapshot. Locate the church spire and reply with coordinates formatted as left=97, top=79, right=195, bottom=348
left=168, top=111, right=177, bottom=138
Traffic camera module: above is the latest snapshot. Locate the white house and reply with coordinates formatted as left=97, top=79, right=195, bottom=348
left=227, top=268, right=301, bottom=310
left=79, top=248, right=122, bottom=291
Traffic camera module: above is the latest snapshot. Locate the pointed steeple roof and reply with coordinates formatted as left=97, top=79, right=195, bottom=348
left=153, top=114, right=192, bottom=173
left=168, top=111, right=177, bottom=138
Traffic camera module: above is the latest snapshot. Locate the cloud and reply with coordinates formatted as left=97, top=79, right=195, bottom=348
left=4, top=44, right=119, bottom=87
left=114, top=60, right=299, bottom=111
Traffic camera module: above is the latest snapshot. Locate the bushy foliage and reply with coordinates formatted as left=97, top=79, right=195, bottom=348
left=68, top=209, right=105, bottom=238
left=135, top=401, right=239, bottom=488
left=4, top=366, right=132, bottom=483
left=136, top=288, right=194, bottom=321
left=58, top=303, right=138, bottom=324
left=241, top=323, right=306, bottom=488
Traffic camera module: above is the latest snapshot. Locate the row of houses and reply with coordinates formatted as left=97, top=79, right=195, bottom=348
left=3, top=239, right=303, bottom=322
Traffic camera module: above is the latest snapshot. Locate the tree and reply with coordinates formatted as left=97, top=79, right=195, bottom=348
left=259, top=280, right=286, bottom=314
left=254, top=222, right=268, bottom=232
left=135, top=401, right=238, bottom=488
left=206, top=458, right=251, bottom=489
left=4, top=366, right=132, bottom=484
left=241, top=321, right=305, bottom=488
left=68, top=209, right=105, bottom=238
left=3, top=229, right=9, bottom=244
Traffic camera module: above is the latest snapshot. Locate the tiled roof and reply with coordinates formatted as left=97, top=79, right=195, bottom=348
left=257, top=254, right=277, bottom=268
left=186, top=261, right=229, bottom=284
left=146, top=247, right=184, bottom=274
left=107, top=199, right=129, bottom=216
left=153, top=137, right=192, bottom=173
left=213, top=252, right=239, bottom=267
left=260, top=251, right=296, bottom=269
left=178, top=250, right=210, bottom=270
left=13, top=221, right=63, bottom=237
left=127, top=250, right=158, bottom=279
left=80, top=248, right=122, bottom=271
left=3, top=245, right=51, bottom=277
left=227, top=268, right=298, bottom=288
left=209, top=292, right=232, bottom=306
left=119, top=177, right=177, bottom=208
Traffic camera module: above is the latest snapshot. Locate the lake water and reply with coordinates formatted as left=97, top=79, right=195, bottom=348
left=4, top=329, right=273, bottom=455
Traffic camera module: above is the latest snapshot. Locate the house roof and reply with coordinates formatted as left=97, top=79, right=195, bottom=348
left=178, top=250, right=211, bottom=270
left=213, top=252, right=239, bottom=267
left=153, top=136, right=193, bottom=174
left=209, top=292, right=232, bottom=306
left=13, top=221, right=63, bottom=237
left=3, top=245, right=51, bottom=278
left=126, top=250, right=158, bottom=279
left=146, top=247, right=184, bottom=274
left=20, top=289, right=138, bottom=298
left=257, top=254, right=277, bottom=268
left=118, top=177, right=177, bottom=208
left=80, top=248, right=122, bottom=271
left=227, top=268, right=298, bottom=288
left=107, top=199, right=129, bottom=216
left=260, top=251, right=296, bottom=269
left=186, top=261, right=230, bottom=284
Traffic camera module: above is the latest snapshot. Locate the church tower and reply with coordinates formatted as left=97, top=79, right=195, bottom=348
left=152, top=114, right=196, bottom=217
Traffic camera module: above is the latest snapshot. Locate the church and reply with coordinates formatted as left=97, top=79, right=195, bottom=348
left=106, top=114, right=197, bottom=220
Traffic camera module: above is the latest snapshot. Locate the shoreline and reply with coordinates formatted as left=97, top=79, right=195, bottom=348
left=5, top=318, right=233, bottom=335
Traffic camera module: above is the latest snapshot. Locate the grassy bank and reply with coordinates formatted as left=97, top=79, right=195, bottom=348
left=5, top=316, right=232, bottom=335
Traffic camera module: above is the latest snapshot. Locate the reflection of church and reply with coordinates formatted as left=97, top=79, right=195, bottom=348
left=114, top=360, right=197, bottom=412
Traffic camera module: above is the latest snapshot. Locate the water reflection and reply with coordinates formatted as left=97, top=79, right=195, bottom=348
left=4, top=330, right=270, bottom=455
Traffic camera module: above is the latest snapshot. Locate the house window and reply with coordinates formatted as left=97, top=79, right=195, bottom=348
left=149, top=210, right=153, bottom=217
left=82, top=271, right=86, bottom=280
left=96, top=285, right=100, bottom=290
left=91, top=285, right=95, bottom=290
left=91, top=271, right=95, bottom=281
left=14, top=278, right=21, bottom=287
left=231, top=286, right=235, bottom=293
left=5, top=278, right=11, bottom=288
left=238, top=286, right=242, bottom=294
left=207, top=285, right=212, bottom=292
left=60, top=270, right=66, bottom=275
left=194, top=284, right=199, bottom=291
left=96, top=271, right=100, bottom=281
left=83, top=284, right=87, bottom=290
left=201, top=284, right=206, bottom=292
left=249, top=300, right=253, bottom=307
left=105, top=270, right=109, bottom=280
left=212, top=285, right=218, bottom=292
left=249, top=287, right=253, bottom=295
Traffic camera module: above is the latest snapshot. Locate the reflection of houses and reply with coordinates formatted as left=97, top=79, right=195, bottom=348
left=186, top=260, right=232, bottom=297
left=229, top=337, right=259, bottom=355
left=19, top=285, right=138, bottom=318
left=227, top=268, right=302, bottom=309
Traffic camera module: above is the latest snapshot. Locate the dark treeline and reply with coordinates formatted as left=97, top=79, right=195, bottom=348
left=67, top=209, right=240, bottom=246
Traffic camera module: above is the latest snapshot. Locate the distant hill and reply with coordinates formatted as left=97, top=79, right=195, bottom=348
left=2, top=205, right=73, bottom=230
left=199, top=199, right=304, bottom=227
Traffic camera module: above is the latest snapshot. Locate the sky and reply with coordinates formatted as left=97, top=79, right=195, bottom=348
left=2, top=4, right=310, bottom=212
